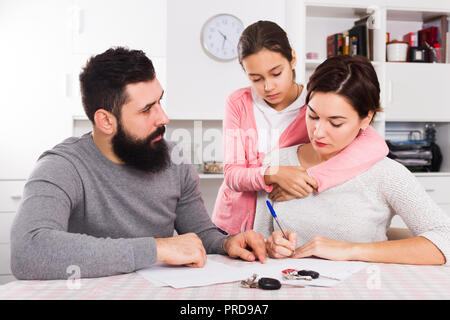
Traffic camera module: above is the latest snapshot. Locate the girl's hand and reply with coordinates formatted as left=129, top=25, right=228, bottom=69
left=293, top=235, right=356, bottom=261
left=264, top=166, right=318, bottom=198
left=269, top=184, right=296, bottom=202
left=266, top=230, right=297, bottom=259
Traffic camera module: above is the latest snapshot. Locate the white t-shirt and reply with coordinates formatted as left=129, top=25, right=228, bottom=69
left=252, top=85, right=306, bottom=154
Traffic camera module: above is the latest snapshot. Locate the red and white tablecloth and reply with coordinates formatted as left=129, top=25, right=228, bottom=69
left=1, top=263, right=449, bottom=300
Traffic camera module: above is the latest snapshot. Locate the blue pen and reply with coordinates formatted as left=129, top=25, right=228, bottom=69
left=265, top=200, right=288, bottom=240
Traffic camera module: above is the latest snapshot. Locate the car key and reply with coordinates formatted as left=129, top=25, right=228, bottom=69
left=240, top=274, right=281, bottom=290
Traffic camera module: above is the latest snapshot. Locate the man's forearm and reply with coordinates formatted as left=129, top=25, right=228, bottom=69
left=11, top=226, right=156, bottom=280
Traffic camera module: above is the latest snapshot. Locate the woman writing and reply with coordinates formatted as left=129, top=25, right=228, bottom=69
left=212, top=20, right=389, bottom=235
left=254, top=55, right=449, bottom=265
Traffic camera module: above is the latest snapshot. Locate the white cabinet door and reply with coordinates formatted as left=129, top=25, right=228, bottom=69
left=71, top=0, right=166, bottom=56
left=0, top=0, right=73, bottom=180
left=0, top=213, right=16, bottom=244
left=0, top=181, right=26, bottom=212
left=385, top=63, right=450, bottom=121
left=440, top=203, right=450, bottom=215
left=66, top=0, right=167, bottom=118
left=0, top=244, right=11, bottom=275
left=416, top=175, right=450, bottom=205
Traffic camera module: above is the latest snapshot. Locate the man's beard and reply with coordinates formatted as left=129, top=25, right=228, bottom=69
left=111, top=121, right=170, bottom=173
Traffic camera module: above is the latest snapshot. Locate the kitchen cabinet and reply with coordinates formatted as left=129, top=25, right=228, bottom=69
left=0, top=0, right=72, bottom=180
left=0, top=179, right=26, bottom=284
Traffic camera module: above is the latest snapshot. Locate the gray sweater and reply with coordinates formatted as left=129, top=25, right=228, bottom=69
left=11, top=133, right=226, bottom=280
left=254, top=145, right=450, bottom=265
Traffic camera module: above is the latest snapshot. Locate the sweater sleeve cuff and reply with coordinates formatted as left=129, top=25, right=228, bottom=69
left=418, top=231, right=450, bottom=266
left=259, top=166, right=274, bottom=193
left=129, top=237, right=158, bottom=271
left=209, top=234, right=228, bottom=255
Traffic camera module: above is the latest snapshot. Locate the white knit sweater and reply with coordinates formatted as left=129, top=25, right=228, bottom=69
left=253, top=145, right=450, bottom=265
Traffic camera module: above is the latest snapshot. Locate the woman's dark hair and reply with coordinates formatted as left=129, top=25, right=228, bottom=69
left=306, top=55, right=382, bottom=122
left=238, top=20, right=295, bottom=79
left=79, top=47, right=155, bottom=123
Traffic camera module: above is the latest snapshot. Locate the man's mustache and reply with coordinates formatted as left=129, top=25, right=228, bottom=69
left=146, top=126, right=166, bottom=143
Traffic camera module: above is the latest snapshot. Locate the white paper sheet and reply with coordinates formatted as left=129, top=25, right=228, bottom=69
left=209, top=254, right=368, bottom=287
left=137, top=254, right=368, bottom=288
left=137, top=259, right=244, bottom=288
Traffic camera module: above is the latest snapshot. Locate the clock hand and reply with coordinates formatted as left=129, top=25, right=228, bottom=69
left=217, top=30, right=227, bottom=40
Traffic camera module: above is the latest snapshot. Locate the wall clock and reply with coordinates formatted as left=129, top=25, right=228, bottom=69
left=201, top=13, right=244, bottom=61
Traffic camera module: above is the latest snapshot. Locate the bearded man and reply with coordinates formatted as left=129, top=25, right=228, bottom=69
left=11, top=47, right=266, bottom=280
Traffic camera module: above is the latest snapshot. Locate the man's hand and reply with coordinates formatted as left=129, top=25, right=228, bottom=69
left=155, top=233, right=207, bottom=268
left=222, top=230, right=267, bottom=263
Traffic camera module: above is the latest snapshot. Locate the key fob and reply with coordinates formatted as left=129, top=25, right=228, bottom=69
left=297, top=270, right=320, bottom=279
left=258, top=277, right=281, bottom=290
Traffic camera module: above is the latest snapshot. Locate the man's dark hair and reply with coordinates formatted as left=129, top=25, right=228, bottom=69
left=79, top=47, right=155, bottom=123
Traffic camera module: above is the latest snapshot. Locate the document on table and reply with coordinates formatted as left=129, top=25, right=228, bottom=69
left=137, top=258, right=244, bottom=288
left=137, top=254, right=368, bottom=288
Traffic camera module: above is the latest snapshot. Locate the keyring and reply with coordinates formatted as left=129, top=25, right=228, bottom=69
left=282, top=269, right=297, bottom=275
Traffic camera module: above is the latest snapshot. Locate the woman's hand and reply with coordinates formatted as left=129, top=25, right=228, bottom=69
left=266, top=230, right=297, bottom=259
left=269, top=184, right=296, bottom=202
left=264, top=166, right=318, bottom=198
left=293, top=235, right=356, bottom=261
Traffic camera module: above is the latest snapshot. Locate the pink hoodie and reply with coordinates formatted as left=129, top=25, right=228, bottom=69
left=211, top=87, right=389, bottom=234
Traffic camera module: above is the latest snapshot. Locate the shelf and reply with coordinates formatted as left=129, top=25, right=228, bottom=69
left=387, top=9, right=449, bottom=22
left=385, top=62, right=449, bottom=66
left=73, top=115, right=89, bottom=121
left=169, top=118, right=223, bottom=122
left=414, top=172, right=450, bottom=177
left=305, top=59, right=323, bottom=69
left=306, top=59, right=382, bottom=69
left=386, top=118, right=450, bottom=122
left=306, top=4, right=370, bottom=19
left=198, top=173, right=223, bottom=179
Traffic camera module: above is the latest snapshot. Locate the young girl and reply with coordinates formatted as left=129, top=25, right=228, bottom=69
left=212, top=20, right=388, bottom=235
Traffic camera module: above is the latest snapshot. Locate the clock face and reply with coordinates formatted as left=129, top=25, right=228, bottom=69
left=201, top=14, right=244, bottom=61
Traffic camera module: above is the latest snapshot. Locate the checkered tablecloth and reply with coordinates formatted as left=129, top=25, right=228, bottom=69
left=1, top=263, right=449, bottom=300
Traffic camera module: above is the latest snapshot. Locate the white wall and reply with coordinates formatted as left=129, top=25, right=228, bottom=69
left=166, top=0, right=286, bottom=120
